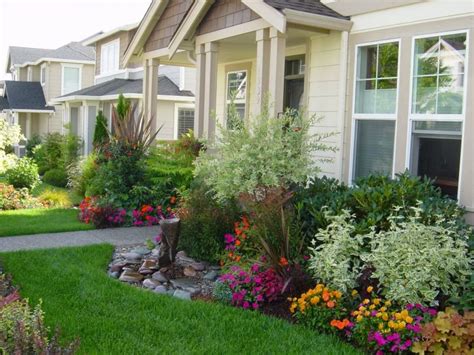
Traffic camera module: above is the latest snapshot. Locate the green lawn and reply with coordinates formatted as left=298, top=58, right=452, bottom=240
left=1, top=244, right=361, bottom=354
left=0, top=208, right=93, bottom=237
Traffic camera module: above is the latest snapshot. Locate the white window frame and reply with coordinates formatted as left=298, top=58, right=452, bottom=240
left=225, top=69, right=249, bottom=125
left=174, top=103, right=195, bottom=140
left=61, top=64, right=82, bottom=95
left=349, top=38, right=401, bottom=183
left=40, top=64, right=46, bottom=86
left=100, top=38, right=120, bottom=75
left=27, top=67, right=32, bottom=81
left=405, top=29, right=470, bottom=201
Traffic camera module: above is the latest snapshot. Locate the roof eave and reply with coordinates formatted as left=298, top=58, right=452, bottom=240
left=123, top=0, right=170, bottom=67
left=82, top=23, right=139, bottom=46
left=283, top=8, right=353, bottom=31
left=242, top=0, right=286, bottom=33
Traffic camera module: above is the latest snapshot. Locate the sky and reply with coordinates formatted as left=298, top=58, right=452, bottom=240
left=0, top=0, right=151, bottom=80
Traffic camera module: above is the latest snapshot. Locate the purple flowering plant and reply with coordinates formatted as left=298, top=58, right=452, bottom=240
left=218, top=263, right=284, bottom=310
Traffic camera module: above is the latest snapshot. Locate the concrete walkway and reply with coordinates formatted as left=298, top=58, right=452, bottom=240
left=0, top=226, right=161, bottom=252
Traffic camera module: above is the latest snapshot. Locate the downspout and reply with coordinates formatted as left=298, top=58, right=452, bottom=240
left=336, top=30, right=349, bottom=181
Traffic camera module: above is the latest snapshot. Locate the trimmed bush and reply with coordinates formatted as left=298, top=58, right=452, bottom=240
left=93, top=110, right=109, bottom=147
left=5, top=158, right=40, bottom=190
left=37, top=189, right=72, bottom=208
left=25, top=134, right=41, bottom=158
left=43, top=168, right=68, bottom=188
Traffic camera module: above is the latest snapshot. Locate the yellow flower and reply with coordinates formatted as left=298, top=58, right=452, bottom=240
left=356, top=315, right=363, bottom=322
left=382, top=313, right=389, bottom=321
left=310, top=297, right=320, bottom=305
left=353, top=311, right=360, bottom=316
left=388, top=320, right=395, bottom=328
left=401, top=310, right=409, bottom=318
left=351, top=290, right=358, bottom=296
left=379, top=306, right=387, bottom=312
left=359, top=306, right=366, bottom=311
left=334, top=291, right=342, bottom=299
left=363, top=299, right=370, bottom=305
left=385, top=300, right=392, bottom=307
left=376, top=312, right=382, bottom=318
left=405, top=316, right=413, bottom=324
left=378, top=323, right=384, bottom=330
left=373, top=298, right=381, bottom=305
left=369, top=304, right=376, bottom=310
left=399, top=321, right=406, bottom=329
left=367, top=286, right=374, bottom=293
left=364, top=311, right=370, bottom=317
left=395, top=313, right=402, bottom=320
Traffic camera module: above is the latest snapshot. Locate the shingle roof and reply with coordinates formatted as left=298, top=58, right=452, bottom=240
left=2, top=81, right=54, bottom=111
left=8, top=42, right=95, bottom=68
left=0, top=96, right=9, bottom=111
left=264, top=0, right=348, bottom=20
left=60, top=76, right=194, bottom=98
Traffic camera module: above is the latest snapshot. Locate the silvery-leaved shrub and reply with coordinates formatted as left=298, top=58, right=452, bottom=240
left=194, top=103, right=336, bottom=203
left=0, top=117, right=23, bottom=174
left=307, top=210, right=367, bottom=293
left=362, top=212, right=471, bottom=306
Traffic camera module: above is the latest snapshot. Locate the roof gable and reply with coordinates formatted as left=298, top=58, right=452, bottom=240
left=3, top=81, right=54, bottom=111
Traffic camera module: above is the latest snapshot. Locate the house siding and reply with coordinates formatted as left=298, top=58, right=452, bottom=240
left=342, top=14, right=474, bottom=221
left=196, top=0, right=260, bottom=35
left=144, top=0, right=193, bottom=53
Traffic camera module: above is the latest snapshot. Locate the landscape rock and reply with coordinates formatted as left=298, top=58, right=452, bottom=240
left=190, top=262, right=206, bottom=271
left=143, top=278, right=161, bottom=289
left=122, top=252, right=142, bottom=263
left=151, top=271, right=168, bottom=283
left=183, top=266, right=197, bottom=277
left=154, top=285, right=168, bottom=294
left=176, top=251, right=187, bottom=258
left=203, top=271, right=218, bottom=281
left=170, top=278, right=200, bottom=294
left=119, top=270, right=144, bottom=283
left=131, top=247, right=150, bottom=256
left=173, top=289, right=191, bottom=300
left=108, top=271, right=120, bottom=279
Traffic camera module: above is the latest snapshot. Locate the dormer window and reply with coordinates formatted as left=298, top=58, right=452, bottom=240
left=100, top=38, right=120, bottom=75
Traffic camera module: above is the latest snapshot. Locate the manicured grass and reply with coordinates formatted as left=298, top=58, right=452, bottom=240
left=0, top=208, right=93, bottom=237
left=1, top=245, right=361, bottom=354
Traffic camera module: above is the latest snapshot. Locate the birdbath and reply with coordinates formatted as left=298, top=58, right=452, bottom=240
left=158, top=217, right=181, bottom=267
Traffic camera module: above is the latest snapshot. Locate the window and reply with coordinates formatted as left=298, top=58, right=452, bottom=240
left=40, top=65, right=46, bottom=85
left=226, top=70, right=247, bottom=128
left=62, top=65, right=81, bottom=95
left=351, top=40, right=400, bottom=180
left=284, top=57, right=305, bottom=110
left=412, top=32, right=467, bottom=116
left=100, top=39, right=120, bottom=75
left=27, top=67, right=32, bottom=81
left=408, top=31, right=468, bottom=198
left=176, top=106, right=195, bottom=138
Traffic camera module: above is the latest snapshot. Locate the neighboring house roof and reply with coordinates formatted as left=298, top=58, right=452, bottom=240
left=7, top=42, right=95, bottom=72
left=82, top=23, right=139, bottom=46
left=264, top=0, right=348, bottom=20
left=1, top=81, right=54, bottom=112
left=58, top=76, right=194, bottom=99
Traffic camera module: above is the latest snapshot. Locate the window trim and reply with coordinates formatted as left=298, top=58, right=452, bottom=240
left=174, top=103, right=195, bottom=140
left=40, top=64, right=46, bottom=86
left=349, top=38, right=401, bottom=183
left=225, top=68, right=249, bottom=125
left=61, top=64, right=82, bottom=96
left=100, top=38, right=120, bottom=75
left=405, top=29, right=470, bottom=201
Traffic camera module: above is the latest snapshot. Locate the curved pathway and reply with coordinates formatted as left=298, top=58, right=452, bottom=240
left=0, top=226, right=160, bottom=252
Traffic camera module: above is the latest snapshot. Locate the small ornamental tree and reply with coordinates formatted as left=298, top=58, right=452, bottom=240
left=93, top=110, right=109, bottom=148
left=0, top=117, right=23, bottom=173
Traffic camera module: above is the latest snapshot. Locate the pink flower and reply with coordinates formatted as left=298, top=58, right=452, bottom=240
left=242, top=301, right=250, bottom=309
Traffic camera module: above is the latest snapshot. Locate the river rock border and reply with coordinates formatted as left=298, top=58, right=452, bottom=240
left=107, top=244, right=220, bottom=301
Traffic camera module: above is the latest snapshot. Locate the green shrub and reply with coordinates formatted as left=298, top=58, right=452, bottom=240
left=93, top=110, right=109, bottom=148
left=25, top=134, right=41, bottom=158
left=307, top=210, right=365, bottom=293
left=194, top=106, right=335, bottom=203
left=37, top=189, right=72, bottom=208
left=0, top=117, right=23, bottom=174
left=5, top=157, right=40, bottom=190
left=43, top=168, right=68, bottom=187
left=362, top=213, right=471, bottom=306
left=295, top=172, right=472, bottom=242
left=67, top=153, right=98, bottom=197
left=0, top=183, right=42, bottom=210
left=178, top=181, right=240, bottom=264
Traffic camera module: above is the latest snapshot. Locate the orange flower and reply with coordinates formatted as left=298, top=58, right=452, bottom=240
left=322, top=292, right=330, bottom=302
left=279, top=257, right=289, bottom=267
left=235, top=239, right=241, bottom=246
left=235, top=255, right=241, bottom=262
left=326, top=301, right=335, bottom=308
left=235, top=228, right=242, bottom=236
left=330, top=319, right=338, bottom=327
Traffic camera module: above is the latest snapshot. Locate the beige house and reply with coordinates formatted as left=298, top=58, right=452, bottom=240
left=122, top=0, right=474, bottom=223
left=1, top=42, right=95, bottom=154
left=53, top=23, right=196, bottom=155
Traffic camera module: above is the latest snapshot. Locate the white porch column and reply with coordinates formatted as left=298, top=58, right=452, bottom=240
left=203, top=42, right=218, bottom=140
left=64, top=102, right=70, bottom=134
left=25, top=113, right=32, bottom=139
left=268, top=27, right=286, bottom=117
left=143, top=58, right=159, bottom=132
left=194, top=44, right=206, bottom=137
left=82, top=101, right=88, bottom=155
left=254, top=29, right=270, bottom=117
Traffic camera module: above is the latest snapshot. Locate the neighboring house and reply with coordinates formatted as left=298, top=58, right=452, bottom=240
left=1, top=42, right=95, bottom=154
left=122, top=0, right=474, bottom=223
left=52, top=23, right=196, bottom=155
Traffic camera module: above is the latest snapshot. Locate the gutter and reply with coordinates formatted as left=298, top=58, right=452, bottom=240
left=283, top=9, right=353, bottom=31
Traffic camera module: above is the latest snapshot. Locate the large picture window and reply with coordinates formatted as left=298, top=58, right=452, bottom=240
left=100, top=39, right=120, bottom=75
left=351, top=40, right=399, bottom=181
left=355, top=41, right=399, bottom=115
left=62, top=65, right=81, bottom=95
left=226, top=70, right=247, bottom=127
left=412, top=32, right=467, bottom=115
